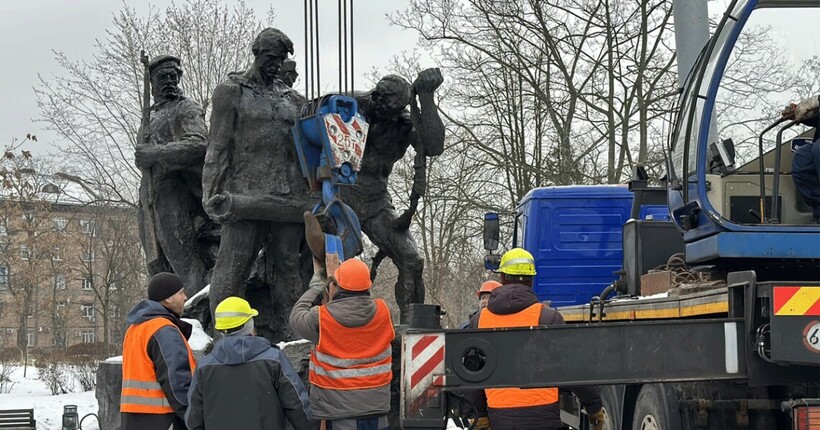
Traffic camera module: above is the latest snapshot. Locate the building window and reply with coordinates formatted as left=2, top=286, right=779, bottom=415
left=79, top=220, right=96, bottom=236
left=81, top=277, right=93, bottom=291
left=81, top=251, right=95, bottom=262
left=81, top=304, right=95, bottom=321
left=0, top=266, right=7, bottom=290
left=52, top=217, right=68, bottom=232
left=26, top=330, right=35, bottom=348
left=54, top=274, right=66, bottom=290
left=56, top=301, right=66, bottom=312
left=20, top=245, right=30, bottom=260
left=81, top=330, right=95, bottom=343
left=0, top=224, right=7, bottom=236
left=21, top=212, right=35, bottom=223
left=52, top=246, right=62, bottom=261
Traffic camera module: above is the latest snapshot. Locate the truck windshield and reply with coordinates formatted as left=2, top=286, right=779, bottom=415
left=710, top=5, right=819, bottom=166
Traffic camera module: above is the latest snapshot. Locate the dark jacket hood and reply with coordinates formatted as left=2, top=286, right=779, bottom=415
left=126, top=299, right=192, bottom=339
left=486, top=283, right=540, bottom=315
left=209, top=335, right=274, bottom=365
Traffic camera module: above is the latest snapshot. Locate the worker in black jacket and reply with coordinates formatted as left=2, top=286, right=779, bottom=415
left=467, top=248, right=605, bottom=430
left=185, top=296, right=318, bottom=430
left=783, top=94, right=820, bottom=224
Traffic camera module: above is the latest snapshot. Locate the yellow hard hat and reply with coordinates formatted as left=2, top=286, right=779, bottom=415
left=214, top=296, right=259, bottom=330
left=497, top=248, right=536, bottom=276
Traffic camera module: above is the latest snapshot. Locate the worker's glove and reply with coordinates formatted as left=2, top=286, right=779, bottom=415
left=794, top=95, right=820, bottom=121
left=588, top=408, right=606, bottom=430
left=470, top=416, right=491, bottom=430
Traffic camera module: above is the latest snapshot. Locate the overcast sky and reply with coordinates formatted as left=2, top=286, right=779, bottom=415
left=2, top=1, right=817, bottom=156
left=0, top=0, right=424, bottom=154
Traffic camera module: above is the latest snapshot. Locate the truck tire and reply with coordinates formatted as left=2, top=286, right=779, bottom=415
left=599, top=385, right=621, bottom=430
left=632, top=385, right=669, bottom=430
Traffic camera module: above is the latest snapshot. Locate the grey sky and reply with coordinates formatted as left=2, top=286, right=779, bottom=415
left=0, top=0, right=424, bottom=154
left=2, top=1, right=816, bottom=155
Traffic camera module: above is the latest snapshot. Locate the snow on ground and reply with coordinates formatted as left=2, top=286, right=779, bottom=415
left=0, top=366, right=100, bottom=430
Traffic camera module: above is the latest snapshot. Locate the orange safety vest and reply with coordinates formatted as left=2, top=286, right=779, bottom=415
left=309, top=299, right=395, bottom=390
left=478, top=303, right=559, bottom=409
left=121, top=317, right=196, bottom=414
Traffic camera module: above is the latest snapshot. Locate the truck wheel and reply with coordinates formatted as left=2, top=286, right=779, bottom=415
left=599, top=385, right=621, bottom=430
left=632, top=385, right=668, bottom=430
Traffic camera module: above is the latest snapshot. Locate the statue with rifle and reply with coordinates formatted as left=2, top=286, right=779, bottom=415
left=135, top=54, right=216, bottom=297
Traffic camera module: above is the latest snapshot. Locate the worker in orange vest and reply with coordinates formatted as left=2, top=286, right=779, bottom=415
left=290, top=258, right=395, bottom=430
left=121, top=272, right=196, bottom=430
left=468, top=248, right=606, bottom=430
left=459, top=280, right=502, bottom=329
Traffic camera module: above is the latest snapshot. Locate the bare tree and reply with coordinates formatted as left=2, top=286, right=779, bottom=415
left=0, top=138, right=60, bottom=373
left=36, top=0, right=270, bottom=206
left=391, top=0, right=680, bottom=200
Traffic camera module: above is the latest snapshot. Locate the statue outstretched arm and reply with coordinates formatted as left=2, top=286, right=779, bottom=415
left=394, top=68, right=445, bottom=231
left=202, top=83, right=240, bottom=212
left=411, top=68, right=445, bottom=158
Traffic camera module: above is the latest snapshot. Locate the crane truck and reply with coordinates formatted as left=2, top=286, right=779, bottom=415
left=400, top=0, right=820, bottom=428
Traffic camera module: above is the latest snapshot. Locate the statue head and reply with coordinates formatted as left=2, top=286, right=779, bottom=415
left=279, top=59, right=298, bottom=88
left=251, top=28, right=293, bottom=84
left=149, top=55, right=183, bottom=102
left=371, top=75, right=412, bottom=120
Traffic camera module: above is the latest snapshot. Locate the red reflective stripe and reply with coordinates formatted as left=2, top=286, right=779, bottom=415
left=773, top=287, right=800, bottom=315
left=412, top=335, right=437, bottom=359
left=808, top=300, right=820, bottom=317
left=410, top=345, right=444, bottom=389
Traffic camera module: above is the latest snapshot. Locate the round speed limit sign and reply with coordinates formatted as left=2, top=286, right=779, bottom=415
left=804, top=321, right=820, bottom=353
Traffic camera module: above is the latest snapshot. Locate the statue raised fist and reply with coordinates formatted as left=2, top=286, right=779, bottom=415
left=413, top=68, right=444, bottom=96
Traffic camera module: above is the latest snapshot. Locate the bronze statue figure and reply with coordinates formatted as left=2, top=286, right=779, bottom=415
left=202, top=28, right=314, bottom=340
left=344, top=69, right=445, bottom=322
left=135, top=55, right=215, bottom=297
left=279, top=59, right=298, bottom=88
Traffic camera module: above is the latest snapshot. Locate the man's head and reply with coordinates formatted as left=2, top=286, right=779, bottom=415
left=332, top=258, right=372, bottom=293
left=476, top=280, right=501, bottom=309
left=496, top=248, right=536, bottom=287
left=370, top=75, right=412, bottom=120
left=149, top=55, right=183, bottom=102
left=214, top=296, right=258, bottom=337
left=251, top=28, right=294, bottom=83
left=279, top=59, right=298, bottom=88
left=147, top=272, right=187, bottom=315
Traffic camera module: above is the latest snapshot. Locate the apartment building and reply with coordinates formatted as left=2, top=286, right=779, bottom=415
left=0, top=175, right=145, bottom=352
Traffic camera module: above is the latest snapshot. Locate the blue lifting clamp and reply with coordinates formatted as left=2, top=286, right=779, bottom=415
left=292, top=95, right=368, bottom=267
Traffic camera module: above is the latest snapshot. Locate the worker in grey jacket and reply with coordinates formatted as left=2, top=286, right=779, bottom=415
left=290, top=258, right=395, bottom=430
left=186, top=296, right=317, bottom=430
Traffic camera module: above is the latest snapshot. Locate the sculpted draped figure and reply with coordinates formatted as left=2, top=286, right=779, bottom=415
left=202, top=28, right=315, bottom=340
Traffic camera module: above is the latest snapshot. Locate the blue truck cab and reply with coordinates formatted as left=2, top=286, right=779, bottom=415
left=512, top=185, right=634, bottom=307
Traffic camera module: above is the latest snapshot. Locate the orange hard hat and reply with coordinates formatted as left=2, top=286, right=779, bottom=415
left=476, top=280, right=502, bottom=297
left=334, top=258, right=372, bottom=292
